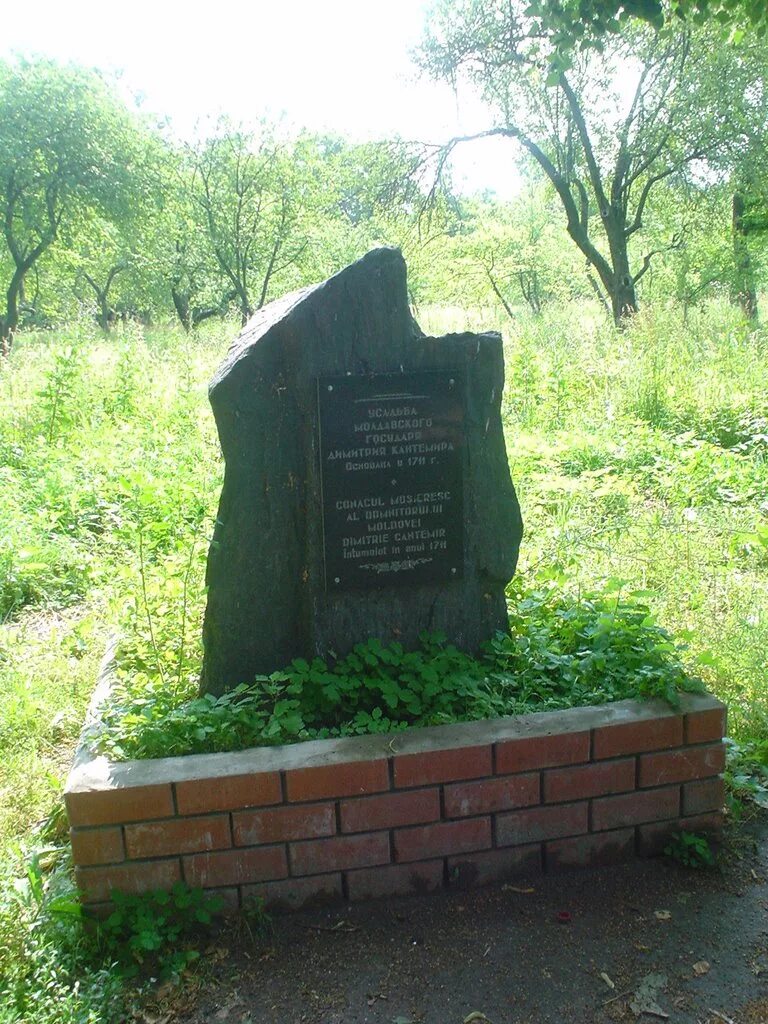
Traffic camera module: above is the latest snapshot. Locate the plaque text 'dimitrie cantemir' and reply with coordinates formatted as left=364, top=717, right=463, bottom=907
left=318, top=371, right=464, bottom=590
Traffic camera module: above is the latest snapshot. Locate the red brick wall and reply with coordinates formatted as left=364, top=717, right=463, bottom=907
left=66, top=693, right=726, bottom=912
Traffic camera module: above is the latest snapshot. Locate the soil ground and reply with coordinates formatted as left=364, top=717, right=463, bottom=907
left=163, top=812, right=768, bottom=1024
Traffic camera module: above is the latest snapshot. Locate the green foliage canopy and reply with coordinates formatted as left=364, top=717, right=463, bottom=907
left=526, top=0, right=768, bottom=69
left=0, top=58, right=151, bottom=347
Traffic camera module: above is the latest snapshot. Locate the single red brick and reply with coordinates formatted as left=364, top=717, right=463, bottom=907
left=682, top=778, right=725, bottom=816
left=680, top=811, right=724, bottom=834
left=444, top=774, right=539, bottom=818
left=183, top=846, right=287, bottom=888
left=394, top=818, right=491, bottom=862
left=175, top=772, right=281, bottom=815
left=70, top=827, right=124, bottom=867
left=544, top=759, right=635, bottom=804
left=592, top=787, right=679, bottom=831
left=447, top=844, right=541, bottom=889
left=495, top=732, right=589, bottom=774
left=340, top=789, right=440, bottom=833
left=686, top=707, right=727, bottom=745
left=285, top=760, right=388, bottom=802
left=66, top=784, right=174, bottom=827
left=546, top=828, right=634, bottom=871
left=393, top=745, right=491, bottom=788
left=125, top=815, right=231, bottom=858
left=496, top=802, right=588, bottom=847
left=234, top=803, right=335, bottom=845
left=76, top=859, right=181, bottom=903
left=289, top=832, right=390, bottom=876
left=593, top=715, right=683, bottom=760
left=347, top=860, right=444, bottom=901
left=244, top=874, right=343, bottom=912
left=639, top=744, right=725, bottom=788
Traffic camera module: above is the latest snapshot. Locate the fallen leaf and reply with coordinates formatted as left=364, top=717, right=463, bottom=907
left=600, top=972, right=616, bottom=990
left=654, top=910, right=672, bottom=921
left=693, top=960, right=711, bottom=977
left=635, top=943, right=652, bottom=952
left=502, top=885, right=535, bottom=894
left=629, top=973, right=669, bottom=1019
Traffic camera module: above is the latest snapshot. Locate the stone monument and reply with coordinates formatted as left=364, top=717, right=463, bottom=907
left=200, top=248, right=522, bottom=695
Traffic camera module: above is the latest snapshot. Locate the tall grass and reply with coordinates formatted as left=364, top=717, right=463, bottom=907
left=0, top=299, right=766, bottom=1021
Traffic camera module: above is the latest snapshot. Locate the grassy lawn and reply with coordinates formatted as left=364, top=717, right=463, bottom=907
left=0, top=299, right=766, bottom=1020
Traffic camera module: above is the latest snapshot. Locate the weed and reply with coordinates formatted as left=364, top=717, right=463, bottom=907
left=98, top=882, right=225, bottom=979
left=37, top=346, right=83, bottom=444
left=663, top=831, right=716, bottom=869
left=724, top=737, right=768, bottom=817
left=99, top=580, right=705, bottom=761
left=241, top=894, right=272, bottom=937
left=0, top=846, right=126, bottom=1024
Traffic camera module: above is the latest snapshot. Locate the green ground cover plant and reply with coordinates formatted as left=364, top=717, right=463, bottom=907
left=98, top=583, right=704, bottom=761
left=663, top=830, right=717, bottom=869
left=99, top=883, right=225, bottom=979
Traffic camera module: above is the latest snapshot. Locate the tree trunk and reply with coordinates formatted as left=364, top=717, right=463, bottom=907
left=96, top=294, right=112, bottom=333
left=1, top=265, right=26, bottom=356
left=586, top=268, right=612, bottom=318
left=518, top=270, right=542, bottom=314
left=604, top=217, right=639, bottom=326
left=484, top=266, right=515, bottom=321
left=83, top=266, right=125, bottom=333
left=171, top=286, right=192, bottom=332
left=0, top=320, right=12, bottom=357
left=610, top=274, right=638, bottom=325
left=732, top=192, right=758, bottom=321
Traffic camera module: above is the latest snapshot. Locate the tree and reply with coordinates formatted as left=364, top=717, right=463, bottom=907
left=294, top=135, right=459, bottom=299
left=190, top=122, right=309, bottom=325
left=417, top=184, right=586, bottom=316
left=419, top=2, right=767, bottom=323
left=62, top=133, right=166, bottom=330
left=0, top=58, right=146, bottom=353
left=145, top=147, right=235, bottom=331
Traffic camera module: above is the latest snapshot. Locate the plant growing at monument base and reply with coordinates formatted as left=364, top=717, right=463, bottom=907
left=663, top=830, right=716, bottom=869
left=99, top=579, right=705, bottom=761
left=99, top=883, right=225, bottom=979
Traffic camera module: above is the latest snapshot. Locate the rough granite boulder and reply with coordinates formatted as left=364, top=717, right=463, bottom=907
left=200, top=248, right=522, bottom=695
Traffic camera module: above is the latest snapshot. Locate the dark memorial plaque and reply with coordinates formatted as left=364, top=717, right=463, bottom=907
left=318, top=370, right=464, bottom=589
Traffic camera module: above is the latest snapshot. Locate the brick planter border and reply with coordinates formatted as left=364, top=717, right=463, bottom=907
left=66, top=650, right=726, bottom=913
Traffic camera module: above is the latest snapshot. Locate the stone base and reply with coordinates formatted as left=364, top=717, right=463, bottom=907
left=65, top=659, right=726, bottom=914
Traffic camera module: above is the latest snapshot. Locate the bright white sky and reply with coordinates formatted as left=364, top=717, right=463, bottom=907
left=2, top=0, right=522, bottom=197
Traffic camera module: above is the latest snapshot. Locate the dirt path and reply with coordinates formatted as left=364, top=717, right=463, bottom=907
left=168, top=813, right=768, bottom=1024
